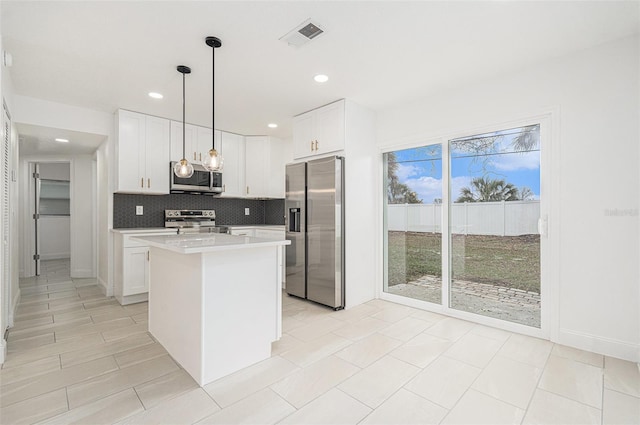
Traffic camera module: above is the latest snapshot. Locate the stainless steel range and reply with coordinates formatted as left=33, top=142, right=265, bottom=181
left=164, top=209, right=229, bottom=234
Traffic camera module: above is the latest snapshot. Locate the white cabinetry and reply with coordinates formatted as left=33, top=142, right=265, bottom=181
left=220, top=132, right=245, bottom=197
left=113, top=230, right=176, bottom=305
left=170, top=121, right=217, bottom=165
left=293, top=100, right=345, bottom=159
left=245, top=136, right=285, bottom=198
left=228, top=226, right=286, bottom=284
left=116, top=110, right=170, bottom=194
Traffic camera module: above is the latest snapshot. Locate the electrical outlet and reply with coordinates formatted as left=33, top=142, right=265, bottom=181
left=245, top=208, right=250, bottom=216
left=136, top=205, right=143, bottom=215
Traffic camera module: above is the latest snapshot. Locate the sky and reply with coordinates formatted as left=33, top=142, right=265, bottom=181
left=391, top=126, right=540, bottom=204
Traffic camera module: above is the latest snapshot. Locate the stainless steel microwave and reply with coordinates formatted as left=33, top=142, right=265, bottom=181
left=169, top=162, right=223, bottom=195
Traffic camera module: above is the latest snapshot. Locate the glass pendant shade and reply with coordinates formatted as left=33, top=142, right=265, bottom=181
left=173, top=158, right=194, bottom=178
left=204, top=36, right=224, bottom=173
left=174, top=65, right=194, bottom=178
left=202, top=148, right=224, bottom=172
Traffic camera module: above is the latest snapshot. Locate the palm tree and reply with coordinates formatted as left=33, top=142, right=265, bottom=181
left=386, top=152, right=422, bottom=204
left=456, top=177, right=520, bottom=202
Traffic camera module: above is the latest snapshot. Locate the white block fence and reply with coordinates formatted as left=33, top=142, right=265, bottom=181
left=387, top=201, right=540, bottom=236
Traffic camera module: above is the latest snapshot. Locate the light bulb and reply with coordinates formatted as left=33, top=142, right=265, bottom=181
left=202, top=149, right=224, bottom=172
left=173, top=159, right=194, bottom=178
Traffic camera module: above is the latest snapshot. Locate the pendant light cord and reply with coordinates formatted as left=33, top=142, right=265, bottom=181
left=182, top=71, right=186, bottom=160
left=211, top=42, right=215, bottom=151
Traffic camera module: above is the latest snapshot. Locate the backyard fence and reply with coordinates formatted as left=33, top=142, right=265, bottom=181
left=387, top=201, right=540, bottom=236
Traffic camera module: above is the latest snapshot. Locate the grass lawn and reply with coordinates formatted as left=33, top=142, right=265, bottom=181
left=387, top=231, right=540, bottom=293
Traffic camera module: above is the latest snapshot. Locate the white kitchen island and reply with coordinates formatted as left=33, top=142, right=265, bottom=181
left=131, top=233, right=290, bottom=386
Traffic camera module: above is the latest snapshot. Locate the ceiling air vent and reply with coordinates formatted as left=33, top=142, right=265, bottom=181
left=280, top=19, right=325, bottom=48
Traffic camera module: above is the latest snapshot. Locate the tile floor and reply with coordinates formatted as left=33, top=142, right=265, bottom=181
left=1, top=259, right=639, bottom=424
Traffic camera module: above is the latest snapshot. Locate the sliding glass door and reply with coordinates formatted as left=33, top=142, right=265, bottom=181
left=383, top=124, right=541, bottom=328
left=383, top=145, right=442, bottom=304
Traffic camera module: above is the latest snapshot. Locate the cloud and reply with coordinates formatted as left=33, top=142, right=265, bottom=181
left=450, top=176, right=472, bottom=201
left=395, top=163, right=420, bottom=181
left=404, top=176, right=442, bottom=203
left=492, top=151, right=540, bottom=171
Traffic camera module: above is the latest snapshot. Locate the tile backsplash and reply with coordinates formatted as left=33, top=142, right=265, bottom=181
left=113, top=193, right=284, bottom=228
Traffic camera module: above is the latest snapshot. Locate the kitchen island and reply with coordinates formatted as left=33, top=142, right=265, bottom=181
left=131, top=233, right=290, bottom=386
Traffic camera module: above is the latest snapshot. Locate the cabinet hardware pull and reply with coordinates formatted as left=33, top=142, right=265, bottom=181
left=310, top=140, right=314, bottom=151
left=140, top=178, right=144, bottom=188
left=193, top=152, right=196, bottom=160
left=199, top=153, right=202, bottom=161
left=246, top=186, right=250, bottom=194
left=147, top=251, right=149, bottom=261
left=147, top=178, right=150, bottom=188
left=223, top=184, right=226, bottom=192
left=315, top=140, right=318, bottom=151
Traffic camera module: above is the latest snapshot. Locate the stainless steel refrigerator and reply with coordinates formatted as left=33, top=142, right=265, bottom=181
left=285, top=156, right=345, bottom=309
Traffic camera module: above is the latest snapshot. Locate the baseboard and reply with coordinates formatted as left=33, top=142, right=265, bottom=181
left=98, top=275, right=112, bottom=297
left=40, top=253, right=71, bottom=261
left=71, top=269, right=94, bottom=279
left=557, top=328, right=639, bottom=363
left=10, top=288, right=21, bottom=328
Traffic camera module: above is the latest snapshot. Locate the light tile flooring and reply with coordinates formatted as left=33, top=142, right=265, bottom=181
left=1, top=259, right=639, bottom=424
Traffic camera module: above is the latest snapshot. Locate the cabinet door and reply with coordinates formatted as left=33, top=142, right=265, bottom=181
left=267, top=138, right=285, bottom=198
left=144, top=116, right=171, bottom=194
left=220, top=132, right=245, bottom=197
left=195, top=126, right=216, bottom=164
left=123, top=246, right=149, bottom=296
left=117, top=110, right=145, bottom=192
left=245, top=136, right=268, bottom=197
left=170, top=121, right=196, bottom=163
left=316, top=100, right=345, bottom=155
left=292, top=112, right=315, bottom=160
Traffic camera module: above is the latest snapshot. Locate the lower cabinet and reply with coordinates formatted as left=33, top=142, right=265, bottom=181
left=113, top=231, right=175, bottom=305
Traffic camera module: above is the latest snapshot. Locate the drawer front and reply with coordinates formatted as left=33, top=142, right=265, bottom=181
left=123, top=232, right=175, bottom=248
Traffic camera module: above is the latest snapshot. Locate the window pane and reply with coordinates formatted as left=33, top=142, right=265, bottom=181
left=384, top=145, right=442, bottom=304
left=449, top=125, right=540, bottom=327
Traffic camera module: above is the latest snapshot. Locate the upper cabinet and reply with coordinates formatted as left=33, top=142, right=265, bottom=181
left=293, top=100, right=345, bottom=159
left=170, top=121, right=217, bottom=165
left=245, top=136, right=285, bottom=199
left=115, top=110, right=170, bottom=194
left=219, top=132, right=245, bottom=198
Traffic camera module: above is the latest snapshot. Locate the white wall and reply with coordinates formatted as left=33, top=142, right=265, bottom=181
left=376, top=35, right=639, bottom=361
left=1, top=30, right=22, bottom=364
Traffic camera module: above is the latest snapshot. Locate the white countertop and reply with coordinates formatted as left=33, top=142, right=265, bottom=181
left=111, top=225, right=284, bottom=234
left=132, top=233, right=290, bottom=254
left=111, top=228, right=178, bottom=234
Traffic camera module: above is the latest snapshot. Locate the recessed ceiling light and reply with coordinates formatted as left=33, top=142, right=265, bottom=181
left=314, top=74, right=329, bottom=83
left=148, top=92, right=163, bottom=99
left=55, top=138, right=69, bottom=143
left=268, top=123, right=278, bottom=128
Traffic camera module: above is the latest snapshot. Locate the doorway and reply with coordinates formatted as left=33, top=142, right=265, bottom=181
left=32, top=162, right=71, bottom=276
left=383, top=122, right=545, bottom=331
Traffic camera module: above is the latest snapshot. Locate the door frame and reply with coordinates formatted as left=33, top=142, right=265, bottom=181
left=22, top=159, right=73, bottom=278
left=378, top=110, right=559, bottom=340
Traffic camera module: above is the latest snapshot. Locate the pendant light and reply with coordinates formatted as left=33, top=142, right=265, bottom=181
left=202, top=36, right=224, bottom=172
left=173, top=65, right=194, bottom=178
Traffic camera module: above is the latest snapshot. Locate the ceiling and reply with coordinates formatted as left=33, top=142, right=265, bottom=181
left=2, top=1, right=638, bottom=155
